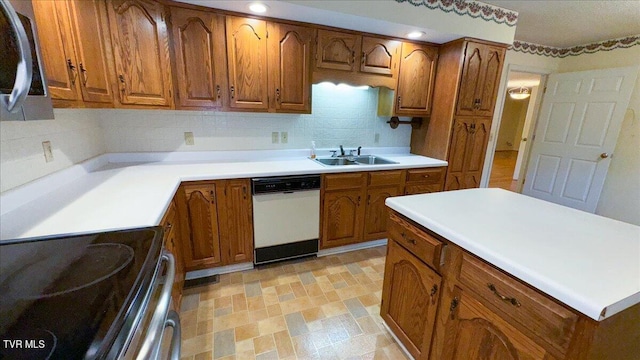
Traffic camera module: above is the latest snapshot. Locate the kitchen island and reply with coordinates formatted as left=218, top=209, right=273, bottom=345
left=383, top=188, right=640, bottom=360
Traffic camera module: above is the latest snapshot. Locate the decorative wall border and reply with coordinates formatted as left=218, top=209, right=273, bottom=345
left=395, top=0, right=518, bottom=27
left=510, top=35, right=640, bottom=58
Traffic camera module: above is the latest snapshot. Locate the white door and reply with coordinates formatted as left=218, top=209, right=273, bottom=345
left=523, top=66, right=638, bottom=212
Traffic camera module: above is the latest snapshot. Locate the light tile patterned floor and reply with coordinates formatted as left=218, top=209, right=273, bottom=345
left=178, top=246, right=408, bottom=360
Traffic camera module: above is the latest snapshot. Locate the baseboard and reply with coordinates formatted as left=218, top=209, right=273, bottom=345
left=185, top=262, right=253, bottom=280
left=381, top=319, right=414, bottom=360
left=317, top=238, right=387, bottom=257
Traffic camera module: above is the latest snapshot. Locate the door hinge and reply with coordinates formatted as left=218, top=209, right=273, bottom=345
left=543, top=86, right=547, bottom=94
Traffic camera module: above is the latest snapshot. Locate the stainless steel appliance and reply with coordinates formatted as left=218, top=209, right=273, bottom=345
left=252, top=175, right=321, bottom=265
left=0, top=227, right=180, bottom=359
left=0, top=0, right=54, bottom=121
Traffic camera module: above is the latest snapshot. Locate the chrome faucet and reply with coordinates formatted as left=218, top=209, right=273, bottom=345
left=339, top=145, right=345, bottom=156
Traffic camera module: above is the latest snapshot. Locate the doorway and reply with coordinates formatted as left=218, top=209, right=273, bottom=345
left=488, top=71, right=542, bottom=192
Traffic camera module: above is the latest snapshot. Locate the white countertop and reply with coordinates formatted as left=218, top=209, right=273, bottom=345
left=0, top=149, right=446, bottom=241
left=385, top=188, right=640, bottom=321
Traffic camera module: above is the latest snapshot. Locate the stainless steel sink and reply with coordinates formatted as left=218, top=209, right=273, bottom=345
left=313, top=155, right=398, bottom=166
left=314, top=157, right=359, bottom=166
left=352, top=155, right=398, bottom=165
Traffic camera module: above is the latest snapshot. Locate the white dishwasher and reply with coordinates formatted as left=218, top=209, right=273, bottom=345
left=252, top=175, right=321, bottom=265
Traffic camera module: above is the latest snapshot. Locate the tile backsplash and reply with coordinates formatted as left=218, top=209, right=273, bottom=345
left=99, top=83, right=411, bottom=152
left=0, top=109, right=105, bottom=192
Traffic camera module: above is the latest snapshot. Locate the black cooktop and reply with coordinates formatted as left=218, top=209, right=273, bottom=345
left=0, top=227, right=163, bottom=360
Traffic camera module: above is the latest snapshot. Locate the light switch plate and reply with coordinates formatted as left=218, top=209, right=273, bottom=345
left=281, top=131, right=288, bottom=144
left=272, top=132, right=279, bottom=144
left=42, top=141, right=53, bottom=162
left=184, top=132, right=195, bottom=145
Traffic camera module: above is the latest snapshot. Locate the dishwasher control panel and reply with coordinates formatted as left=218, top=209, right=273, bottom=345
left=252, top=175, right=321, bottom=194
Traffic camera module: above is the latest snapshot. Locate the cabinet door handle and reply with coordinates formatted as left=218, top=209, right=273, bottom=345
left=361, top=51, right=365, bottom=65
left=400, top=232, right=416, bottom=245
left=351, top=50, right=355, bottom=66
left=449, top=297, right=459, bottom=319
left=243, top=186, right=247, bottom=199
left=357, top=195, right=361, bottom=207
left=118, top=74, right=126, bottom=94
left=164, top=223, right=172, bottom=232
left=487, top=283, right=521, bottom=307
left=397, top=96, right=401, bottom=108
left=209, top=190, right=215, bottom=204
left=216, top=84, right=221, bottom=100
left=79, top=63, right=88, bottom=86
left=367, top=194, right=370, bottom=205
left=275, top=88, right=280, bottom=103
left=423, top=174, right=430, bottom=178
left=230, top=85, right=235, bottom=99
left=67, top=59, right=78, bottom=86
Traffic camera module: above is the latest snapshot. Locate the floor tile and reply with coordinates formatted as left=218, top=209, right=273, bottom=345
left=213, top=329, right=235, bottom=359
left=178, top=246, right=408, bottom=360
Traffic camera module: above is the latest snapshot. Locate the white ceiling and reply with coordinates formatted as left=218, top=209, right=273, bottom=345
left=177, top=0, right=640, bottom=48
left=507, top=71, right=541, bottom=88
left=486, top=0, right=640, bottom=47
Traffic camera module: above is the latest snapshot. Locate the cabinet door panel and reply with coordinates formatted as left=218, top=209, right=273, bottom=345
left=315, top=30, right=359, bottom=72
left=69, top=0, right=114, bottom=103
left=320, top=189, right=365, bottom=248
left=183, top=184, right=222, bottom=269
left=171, top=9, right=226, bottom=109
left=32, top=0, right=79, bottom=101
left=447, top=119, right=471, bottom=174
left=108, top=0, right=173, bottom=106
left=396, top=42, right=438, bottom=116
left=360, top=37, right=400, bottom=76
left=466, top=118, right=490, bottom=173
left=364, top=185, right=401, bottom=241
left=456, top=43, right=483, bottom=116
left=268, top=23, right=312, bottom=113
left=381, top=240, right=441, bottom=359
left=442, top=287, right=547, bottom=360
left=226, top=16, right=268, bottom=110
left=219, top=180, right=254, bottom=264
left=477, top=46, right=505, bottom=116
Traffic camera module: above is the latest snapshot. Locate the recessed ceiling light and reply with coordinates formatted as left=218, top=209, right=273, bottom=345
left=249, top=3, right=268, bottom=13
left=407, top=31, right=425, bottom=39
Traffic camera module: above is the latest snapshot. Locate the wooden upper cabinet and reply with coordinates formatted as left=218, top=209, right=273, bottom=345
left=395, top=42, right=438, bottom=116
left=381, top=239, right=441, bottom=359
left=33, top=0, right=115, bottom=105
left=170, top=8, right=227, bottom=109
left=268, top=22, right=313, bottom=113
left=226, top=16, right=268, bottom=111
left=360, top=36, right=401, bottom=76
left=315, top=29, right=360, bottom=72
left=456, top=42, right=505, bottom=117
left=67, top=0, right=115, bottom=104
left=32, top=0, right=79, bottom=101
left=441, top=286, right=548, bottom=360
left=182, top=183, right=222, bottom=270
left=107, top=0, right=173, bottom=107
left=218, top=179, right=254, bottom=264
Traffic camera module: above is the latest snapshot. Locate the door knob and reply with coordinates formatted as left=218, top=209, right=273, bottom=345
left=522, top=137, right=527, bottom=142
left=600, top=153, right=610, bottom=159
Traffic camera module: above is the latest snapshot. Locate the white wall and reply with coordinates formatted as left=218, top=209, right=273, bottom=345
left=99, top=83, right=411, bottom=152
left=557, top=47, right=640, bottom=225
left=495, top=94, right=529, bottom=151
left=0, top=109, right=105, bottom=192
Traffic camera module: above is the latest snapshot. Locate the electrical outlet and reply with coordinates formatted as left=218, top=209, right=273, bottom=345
left=374, top=133, right=380, bottom=144
left=184, top=132, right=194, bottom=145
left=281, top=131, right=288, bottom=144
left=42, top=141, right=53, bottom=162
left=272, top=132, right=279, bottom=144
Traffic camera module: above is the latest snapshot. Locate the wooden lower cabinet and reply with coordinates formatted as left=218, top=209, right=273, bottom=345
left=321, top=188, right=366, bottom=248
left=405, top=167, right=446, bottom=195
left=363, top=185, right=401, bottom=241
left=218, top=179, right=254, bottom=264
left=441, top=286, right=548, bottom=360
left=160, top=200, right=185, bottom=309
left=384, top=210, right=640, bottom=360
left=178, top=179, right=253, bottom=271
left=381, top=240, right=441, bottom=359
